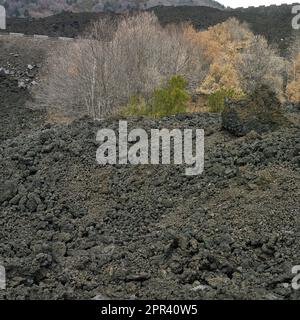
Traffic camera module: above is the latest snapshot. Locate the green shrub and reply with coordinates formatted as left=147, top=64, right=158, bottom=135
left=149, top=76, right=190, bottom=117
left=121, top=75, right=190, bottom=117
left=208, top=88, right=241, bottom=113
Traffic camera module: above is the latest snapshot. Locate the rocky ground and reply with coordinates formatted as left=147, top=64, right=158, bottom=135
left=0, top=35, right=57, bottom=141
left=0, top=33, right=300, bottom=301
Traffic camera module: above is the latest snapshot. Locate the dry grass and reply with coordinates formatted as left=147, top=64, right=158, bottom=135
left=46, top=110, right=75, bottom=124
left=187, top=94, right=209, bottom=113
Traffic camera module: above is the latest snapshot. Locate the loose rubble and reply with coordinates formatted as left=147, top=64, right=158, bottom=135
left=0, top=109, right=299, bottom=299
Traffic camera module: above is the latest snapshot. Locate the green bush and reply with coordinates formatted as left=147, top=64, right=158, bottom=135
left=121, top=76, right=190, bottom=117
left=208, top=88, right=241, bottom=113
left=149, top=76, right=190, bottom=117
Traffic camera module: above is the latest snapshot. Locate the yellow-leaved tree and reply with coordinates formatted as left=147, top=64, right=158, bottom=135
left=194, top=18, right=253, bottom=95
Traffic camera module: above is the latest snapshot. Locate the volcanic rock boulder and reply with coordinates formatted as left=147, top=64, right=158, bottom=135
left=221, top=85, right=288, bottom=136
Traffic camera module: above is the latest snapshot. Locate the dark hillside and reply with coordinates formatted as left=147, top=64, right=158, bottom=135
left=3, top=4, right=298, bottom=53
left=153, top=5, right=296, bottom=51
left=153, top=4, right=294, bottom=31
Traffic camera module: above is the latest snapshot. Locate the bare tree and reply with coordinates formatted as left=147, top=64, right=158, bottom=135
left=35, top=12, right=207, bottom=119
left=236, top=36, right=286, bottom=96
left=289, top=32, right=300, bottom=55
left=286, top=33, right=300, bottom=102
left=288, top=33, right=300, bottom=82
